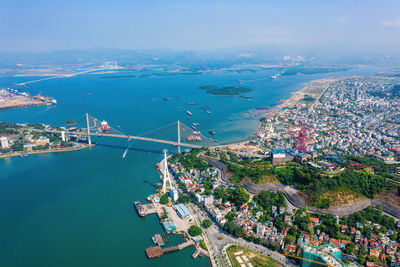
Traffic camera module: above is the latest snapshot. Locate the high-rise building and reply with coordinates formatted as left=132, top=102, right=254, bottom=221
left=1, top=136, right=9, bottom=149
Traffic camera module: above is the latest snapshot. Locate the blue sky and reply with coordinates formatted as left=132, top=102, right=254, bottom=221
left=1, top=0, right=400, bottom=52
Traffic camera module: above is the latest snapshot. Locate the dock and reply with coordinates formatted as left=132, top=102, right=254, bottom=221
left=145, top=240, right=195, bottom=259
left=142, top=203, right=157, bottom=216
left=154, top=234, right=165, bottom=246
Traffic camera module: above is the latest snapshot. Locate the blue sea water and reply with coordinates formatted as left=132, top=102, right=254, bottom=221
left=0, top=66, right=382, bottom=266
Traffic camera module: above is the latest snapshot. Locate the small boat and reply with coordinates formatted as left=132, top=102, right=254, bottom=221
left=152, top=236, right=157, bottom=244
left=193, top=122, right=199, bottom=126
left=192, top=126, right=197, bottom=130
left=186, top=116, right=190, bottom=120
left=206, top=111, right=211, bottom=115
left=186, top=102, right=196, bottom=105
left=186, top=111, right=192, bottom=116
left=134, top=201, right=145, bottom=217
left=163, top=97, right=172, bottom=101
left=208, top=130, right=216, bottom=135
left=146, top=196, right=151, bottom=202
left=210, top=138, right=218, bottom=142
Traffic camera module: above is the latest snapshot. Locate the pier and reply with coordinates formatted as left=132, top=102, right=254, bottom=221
left=145, top=240, right=195, bottom=259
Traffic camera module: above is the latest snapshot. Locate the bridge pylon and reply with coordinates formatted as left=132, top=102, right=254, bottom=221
left=86, top=113, right=92, bottom=145
left=177, top=120, right=181, bottom=153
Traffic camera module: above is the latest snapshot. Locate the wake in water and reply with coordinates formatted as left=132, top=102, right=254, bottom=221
left=122, top=139, right=133, bottom=158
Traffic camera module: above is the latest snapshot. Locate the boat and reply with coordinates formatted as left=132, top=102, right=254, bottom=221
left=152, top=236, right=157, bottom=244
left=101, top=120, right=110, bottom=133
left=192, top=131, right=201, bottom=135
left=210, top=138, right=218, bottom=142
left=193, top=122, right=199, bottom=126
left=163, top=97, right=172, bottom=101
left=208, top=130, right=216, bottom=135
left=146, top=196, right=151, bottom=202
left=186, top=111, right=192, bottom=116
left=206, top=111, right=211, bottom=115
left=186, top=102, right=196, bottom=105
left=186, top=116, right=189, bottom=120
left=134, top=201, right=145, bottom=217
left=192, top=126, right=196, bottom=130
left=186, top=135, right=202, bottom=142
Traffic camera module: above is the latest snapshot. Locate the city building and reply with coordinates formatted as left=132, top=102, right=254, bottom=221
left=173, top=204, right=190, bottom=219
left=0, top=136, right=9, bottom=149
left=169, top=188, right=179, bottom=201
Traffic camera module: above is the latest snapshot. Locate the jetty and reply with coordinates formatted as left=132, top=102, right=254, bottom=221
left=145, top=240, right=195, bottom=259
left=142, top=203, right=157, bottom=216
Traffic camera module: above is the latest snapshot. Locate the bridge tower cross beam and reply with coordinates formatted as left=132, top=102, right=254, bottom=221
left=86, top=113, right=92, bottom=146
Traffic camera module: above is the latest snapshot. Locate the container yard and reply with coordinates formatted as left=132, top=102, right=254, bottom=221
left=0, top=88, right=56, bottom=110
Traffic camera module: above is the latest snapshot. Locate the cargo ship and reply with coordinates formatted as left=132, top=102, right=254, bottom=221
left=186, top=111, right=192, bottom=116
left=101, top=120, right=110, bottom=133
left=134, top=201, right=145, bottom=217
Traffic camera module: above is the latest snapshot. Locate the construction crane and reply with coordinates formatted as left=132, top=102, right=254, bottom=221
left=284, top=253, right=333, bottom=267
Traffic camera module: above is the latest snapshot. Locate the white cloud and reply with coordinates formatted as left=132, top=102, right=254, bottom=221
left=381, top=18, right=400, bottom=27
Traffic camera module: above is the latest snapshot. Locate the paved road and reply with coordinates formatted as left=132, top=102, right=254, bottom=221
left=190, top=204, right=294, bottom=267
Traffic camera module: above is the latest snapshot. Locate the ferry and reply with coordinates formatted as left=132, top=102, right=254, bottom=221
left=186, top=111, right=192, bottom=116
left=134, top=201, right=145, bottom=217
left=208, top=130, right=216, bottom=135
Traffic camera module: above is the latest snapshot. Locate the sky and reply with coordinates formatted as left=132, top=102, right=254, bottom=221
left=1, top=0, right=400, bottom=53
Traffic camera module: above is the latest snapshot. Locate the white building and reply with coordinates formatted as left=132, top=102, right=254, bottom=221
left=1, top=136, right=9, bottom=149
left=204, top=195, right=214, bottom=206
left=169, top=188, right=179, bottom=201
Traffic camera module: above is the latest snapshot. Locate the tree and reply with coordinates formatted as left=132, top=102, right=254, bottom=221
left=188, top=225, right=203, bottom=237
left=231, top=187, right=249, bottom=207
left=202, top=219, right=212, bottom=229
left=160, top=193, right=169, bottom=205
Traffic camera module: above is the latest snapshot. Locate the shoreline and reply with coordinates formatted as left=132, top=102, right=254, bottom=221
left=0, top=144, right=91, bottom=159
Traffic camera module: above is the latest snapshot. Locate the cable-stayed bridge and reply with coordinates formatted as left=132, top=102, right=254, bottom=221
left=42, top=113, right=218, bottom=152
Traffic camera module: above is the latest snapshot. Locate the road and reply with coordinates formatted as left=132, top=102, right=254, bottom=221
left=190, top=203, right=294, bottom=267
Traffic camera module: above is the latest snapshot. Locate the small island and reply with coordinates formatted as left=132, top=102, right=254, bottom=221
left=198, top=85, right=253, bottom=99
